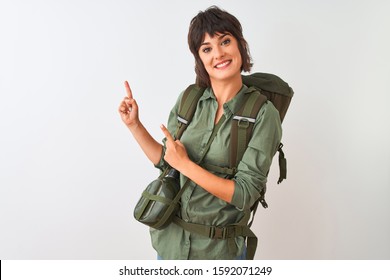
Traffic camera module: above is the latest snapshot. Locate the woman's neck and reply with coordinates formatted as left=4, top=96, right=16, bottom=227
left=210, top=74, right=243, bottom=105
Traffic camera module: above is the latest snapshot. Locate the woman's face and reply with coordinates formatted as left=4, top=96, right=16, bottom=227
left=198, top=32, right=242, bottom=85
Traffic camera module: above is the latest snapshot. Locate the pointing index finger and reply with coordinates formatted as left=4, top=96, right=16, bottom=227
left=124, top=81, right=133, bottom=99
left=160, top=124, right=175, bottom=142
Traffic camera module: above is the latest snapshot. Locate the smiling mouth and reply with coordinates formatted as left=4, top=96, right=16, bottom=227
left=214, top=60, right=232, bottom=69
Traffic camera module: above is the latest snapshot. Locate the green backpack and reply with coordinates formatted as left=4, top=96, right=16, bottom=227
left=172, top=72, right=294, bottom=259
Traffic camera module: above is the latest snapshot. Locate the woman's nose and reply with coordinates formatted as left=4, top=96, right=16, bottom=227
left=214, top=46, right=225, bottom=59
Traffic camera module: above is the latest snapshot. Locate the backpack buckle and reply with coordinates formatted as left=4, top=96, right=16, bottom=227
left=209, top=226, right=227, bottom=239
left=238, top=118, right=250, bottom=128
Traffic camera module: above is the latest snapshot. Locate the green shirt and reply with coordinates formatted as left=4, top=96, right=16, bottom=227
left=151, top=84, right=282, bottom=259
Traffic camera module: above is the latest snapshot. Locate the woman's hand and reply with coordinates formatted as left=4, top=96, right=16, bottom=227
left=160, top=124, right=190, bottom=172
left=118, top=81, right=140, bottom=130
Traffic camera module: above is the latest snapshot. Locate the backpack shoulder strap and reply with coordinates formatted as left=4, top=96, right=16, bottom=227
left=231, top=88, right=269, bottom=210
left=230, top=89, right=267, bottom=168
left=174, top=84, right=205, bottom=139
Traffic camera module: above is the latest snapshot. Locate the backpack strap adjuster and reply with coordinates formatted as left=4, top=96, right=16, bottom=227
left=209, top=226, right=228, bottom=239
left=233, top=115, right=256, bottom=129
left=238, top=118, right=250, bottom=128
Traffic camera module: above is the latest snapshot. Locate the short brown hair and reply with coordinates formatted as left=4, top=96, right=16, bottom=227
left=188, top=6, right=253, bottom=88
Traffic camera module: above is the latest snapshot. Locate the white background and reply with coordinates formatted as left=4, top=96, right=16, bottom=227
left=0, top=0, right=389, bottom=260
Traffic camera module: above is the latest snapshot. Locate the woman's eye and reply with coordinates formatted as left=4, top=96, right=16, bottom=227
left=202, top=47, right=211, bottom=53
left=221, top=39, right=231, bottom=46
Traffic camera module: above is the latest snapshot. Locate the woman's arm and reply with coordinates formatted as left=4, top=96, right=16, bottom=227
left=182, top=160, right=235, bottom=203
left=160, top=124, right=234, bottom=203
left=119, top=81, right=163, bottom=165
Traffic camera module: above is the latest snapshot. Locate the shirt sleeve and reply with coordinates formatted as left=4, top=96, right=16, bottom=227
left=153, top=90, right=185, bottom=171
left=231, top=101, right=282, bottom=210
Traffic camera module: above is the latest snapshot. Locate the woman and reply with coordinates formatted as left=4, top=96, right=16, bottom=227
left=118, top=6, right=282, bottom=260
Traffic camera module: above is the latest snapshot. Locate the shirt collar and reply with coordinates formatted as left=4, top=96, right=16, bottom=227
left=223, top=84, right=249, bottom=115
left=199, top=87, right=214, bottom=101
left=200, top=84, right=250, bottom=114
